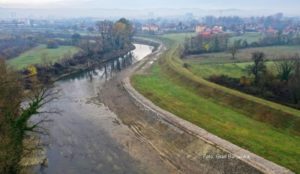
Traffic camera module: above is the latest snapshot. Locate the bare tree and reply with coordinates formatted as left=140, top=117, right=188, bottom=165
left=288, top=56, right=300, bottom=104
left=228, top=40, right=241, bottom=60
left=247, top=52, right=267, bottom=85
left=0, top=59, right=59, bottom=173
left=228, top=45, right=238, bottom=60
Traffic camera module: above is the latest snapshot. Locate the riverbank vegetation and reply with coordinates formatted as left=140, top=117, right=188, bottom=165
left=132, top=33, right=300, bottom=172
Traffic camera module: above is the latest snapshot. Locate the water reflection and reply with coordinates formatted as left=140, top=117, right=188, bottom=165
left=60, top=44, right=147, bottom=83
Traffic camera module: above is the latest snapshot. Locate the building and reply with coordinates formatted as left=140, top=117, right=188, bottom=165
left=195, top=25, right=223, bottom=37
left=265, top=27, right=278, bottom=36
left=142, top=24, right=159, bottom=32
left=195, top=25, right=206, bottom=33
left=212, top=26, right=223, bottom=34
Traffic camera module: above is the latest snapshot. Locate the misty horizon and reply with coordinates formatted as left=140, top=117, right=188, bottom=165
left=0, top=0, right=300, bottom=18
left=0, top=0, right=299, bottom=10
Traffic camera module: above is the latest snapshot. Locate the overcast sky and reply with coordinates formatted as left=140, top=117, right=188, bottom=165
left=0, top=0, right=299, bottom=11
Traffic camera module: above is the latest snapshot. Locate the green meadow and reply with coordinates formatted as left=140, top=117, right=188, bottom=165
left=9, top=44, right=81, bottom=70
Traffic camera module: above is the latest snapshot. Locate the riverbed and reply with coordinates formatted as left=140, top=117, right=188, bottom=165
left=38, top=44, right=156, bottom=174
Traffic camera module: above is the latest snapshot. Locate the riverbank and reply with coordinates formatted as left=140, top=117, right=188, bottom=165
left=100, top=38, right=284, bottom=173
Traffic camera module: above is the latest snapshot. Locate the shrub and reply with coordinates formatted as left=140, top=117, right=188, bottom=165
left=47, top=40, right=59, bottom=49
left=183, top=63, right=191, bottom=69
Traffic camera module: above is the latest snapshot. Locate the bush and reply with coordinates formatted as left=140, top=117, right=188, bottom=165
left=209, top=75, right=240, bottom=88
left=183, top=63, right=191, bottom=69
left=239, top=76, right=252, bottom=86
left=47, top=40, right=59, bottom=49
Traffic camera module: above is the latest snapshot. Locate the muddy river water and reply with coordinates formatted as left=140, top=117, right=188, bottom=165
left=38, top=44, right=155, bottom=174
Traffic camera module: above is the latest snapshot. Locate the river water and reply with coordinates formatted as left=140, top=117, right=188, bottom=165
left=38, top=44, right=154, bottom=174
left=34, top=43, right=261, bottom=174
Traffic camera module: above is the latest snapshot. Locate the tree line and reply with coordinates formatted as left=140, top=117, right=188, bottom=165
left=183, top=34, right=229, bottom=55
left=183, top=32, right=300, bottom=56
left=0, top=35, right=38, bottom=60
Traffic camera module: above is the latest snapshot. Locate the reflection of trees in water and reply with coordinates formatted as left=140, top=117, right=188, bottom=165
left=116, top=58, right=121, bottom=71
left=61, top=52, right=134, bottom=82
left=108, top=53, right=133, bottom=73
left=87, top=69, right=95, bottom=82
left=86, top=52, right=134, bottom=80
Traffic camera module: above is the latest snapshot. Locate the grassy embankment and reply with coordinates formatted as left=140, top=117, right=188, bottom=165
left=186, top=45, right=300, bottom=78
left=8, top=44, right=81, bottom=70
left=132, top=33, right=300, bottom=172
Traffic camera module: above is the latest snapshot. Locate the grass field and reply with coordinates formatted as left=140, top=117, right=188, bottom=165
left=186, top=61, right=279, bottom=78
left=187, top=62, right=251, bottom=78
left=187, top=45, right=300, bottom=64
left=229, top=32, right=262, bottom=44
left=132, top=34, right=300, bottom=172
left=161, top=32, right=196, bottom=43
left=8, top=44, right=81, bottom=70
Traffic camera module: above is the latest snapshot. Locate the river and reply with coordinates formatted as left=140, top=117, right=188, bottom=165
left=34, top=43, right=261, bottom=174
left=37, top=44, right=154, bottom=174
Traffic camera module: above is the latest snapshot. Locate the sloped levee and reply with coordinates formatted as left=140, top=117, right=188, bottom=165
left=164, top=47, right=300, bottom=134
left=123, top=40, right=293, bottom=174
left=124, top=77, right=293, bottom=174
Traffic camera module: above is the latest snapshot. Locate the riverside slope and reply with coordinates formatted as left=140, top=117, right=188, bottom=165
left=101, top=40, right=292, bottom=174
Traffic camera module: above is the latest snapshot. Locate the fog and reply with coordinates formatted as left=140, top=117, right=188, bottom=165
left=0, top=0, right=300, bottom=19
